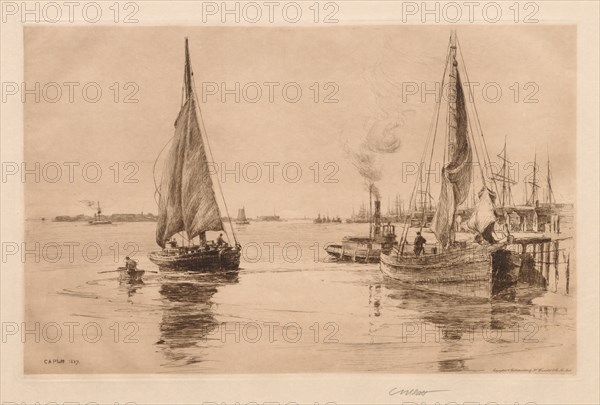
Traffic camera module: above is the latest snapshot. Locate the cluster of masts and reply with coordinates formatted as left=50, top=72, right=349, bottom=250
left=491, top=138, right=556, bottom=208
left=314, top=213, right=342, bottom=223
left=401, top=140, right=558, bottom=215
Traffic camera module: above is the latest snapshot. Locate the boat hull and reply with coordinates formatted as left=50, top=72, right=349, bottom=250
left=380, top=244, right=520, bottom=299
left=324, top=243, right=381, bottom=263
left=148, top=247, right=241, bottom=271
left=118, top=269, right=145, bottom=283
left=324, top=229, right=396, bottom=263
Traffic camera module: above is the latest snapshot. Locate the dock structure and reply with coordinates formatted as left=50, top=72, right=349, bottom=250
left=508, top=236, right=572, bottom=294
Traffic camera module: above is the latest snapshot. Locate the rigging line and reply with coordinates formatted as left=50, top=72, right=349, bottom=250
left=399, top=37, right=453, bottom=247
left=456, top=36, right=501, bottom=200
left=190, top=68, right=238, bottom=245
left=466, top=97, right=486, bottom=187
left=463, top=83, right=487, bottom=195
left=405, top=37, right=451, bottom=234
left=400, top=101, right=435, bottom=240
left=398, top=98, right=437, bottom=253
left=420, top=45, right=450, bottom=234
left=398, top=37, right=452, bottom=254
left=399, top=74, right=440, bottom=248
left=155, top=49, right=188, bottom=206
left=152, top=136, right=175, bottom=205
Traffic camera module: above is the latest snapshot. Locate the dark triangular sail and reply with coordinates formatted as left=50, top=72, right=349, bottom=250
left=431, top=47, right=472, bottom=248
left=156, top=40, right=223, bottom=248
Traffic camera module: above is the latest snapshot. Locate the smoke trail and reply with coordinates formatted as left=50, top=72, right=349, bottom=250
left=365, top=115, right=402, bottom=153
left=343, top=52, right=419, bottom=199
left=362, top=60, right=416, bottom=154
left=348, top=145, right=382, bottom=200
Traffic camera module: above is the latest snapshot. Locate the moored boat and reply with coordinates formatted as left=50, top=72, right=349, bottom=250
left=148, top=38, right=241, bottom=272
left=325, top=200, right=396, bottom=263
left=380, top=31, right=547, bottom=298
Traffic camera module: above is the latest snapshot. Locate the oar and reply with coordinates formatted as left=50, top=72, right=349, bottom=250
left=98, top=267, right=159, bottom=274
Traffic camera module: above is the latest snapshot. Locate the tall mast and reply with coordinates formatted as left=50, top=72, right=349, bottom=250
left=501, top=136, right=507, bottom=207
left=369, top=186, right=373, bottom=239
left=546, top=148, right=555, bottom=204
left=184, top=38, right=193, bottom=100
left=529, top=151, right=538, bottom=206
left=186, top=37, right=238, bottom=245
left=533, top=151, right=537, bottom=204
left=447, top=31, right=458, bottom=160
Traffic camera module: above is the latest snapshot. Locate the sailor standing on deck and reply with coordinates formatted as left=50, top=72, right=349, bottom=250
left=413, top=232, right=426, bottom=256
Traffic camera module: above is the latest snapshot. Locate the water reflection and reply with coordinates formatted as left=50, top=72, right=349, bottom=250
left=378, top=279, right=550, bottom=372
left=156, top=270, right=239, bottom=366
left=118, top=272, right=145, bottom=300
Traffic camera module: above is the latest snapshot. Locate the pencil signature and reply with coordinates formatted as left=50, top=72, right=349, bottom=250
left=389, top=387, right=450, bottom=397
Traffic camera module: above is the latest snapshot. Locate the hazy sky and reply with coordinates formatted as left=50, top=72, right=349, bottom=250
left=23, top=25, right=576, bottom=219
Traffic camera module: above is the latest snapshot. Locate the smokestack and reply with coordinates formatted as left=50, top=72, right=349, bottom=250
left=374, top=200, right=381, bottom=237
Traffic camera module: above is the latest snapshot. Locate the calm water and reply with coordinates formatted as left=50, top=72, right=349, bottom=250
left=25, top=220, right=575, bottom=373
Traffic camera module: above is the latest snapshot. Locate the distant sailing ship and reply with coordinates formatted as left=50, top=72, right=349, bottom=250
left=346, top=203, right=370, bottom=223
left=384, top=194, right=405, bottom=223
left=88, top=201, right=112, bottom=225
left=148, top=39, right=241, bottom=271
left=380, top=31, right=552, bottom=298
left=491, top=141, right=573, bottom=234
left=235, top=207, right=250, bottom=225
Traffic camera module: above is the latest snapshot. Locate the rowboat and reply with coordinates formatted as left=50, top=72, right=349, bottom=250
left=115, top=267, right=145, bottom=283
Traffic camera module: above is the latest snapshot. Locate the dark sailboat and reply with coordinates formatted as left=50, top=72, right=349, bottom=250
left=235, top=207, right=250, bottom=225
left=148, top=39, right=241, bottom=271
left=380, top=31, right=547, bottom=298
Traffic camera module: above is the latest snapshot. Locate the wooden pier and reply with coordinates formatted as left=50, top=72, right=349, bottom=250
left=508, top=236, right=572, bottom=294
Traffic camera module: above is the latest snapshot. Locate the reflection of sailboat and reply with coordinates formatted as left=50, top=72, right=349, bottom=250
left=156, top=270, right=238, bottom=365
left=88, top=201, right=112, bottom=225
left=235, top=207, right=250, bottom=225
left=148, top=39, right=241, bottom=271
left=380, top=31, right=549, bottom=298
left=377, top=278, right=547, bottom=372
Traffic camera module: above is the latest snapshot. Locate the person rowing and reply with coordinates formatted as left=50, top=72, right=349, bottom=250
left=124, top=256, right=138, bottom=275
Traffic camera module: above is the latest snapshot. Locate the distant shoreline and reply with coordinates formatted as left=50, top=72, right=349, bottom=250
left=50, top=213, right=158, bottom=222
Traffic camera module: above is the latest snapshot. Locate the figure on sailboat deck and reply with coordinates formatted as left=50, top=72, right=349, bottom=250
left=413, top=232, right=426, bottom=256
left=148, top=38, right=241, bottom=271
